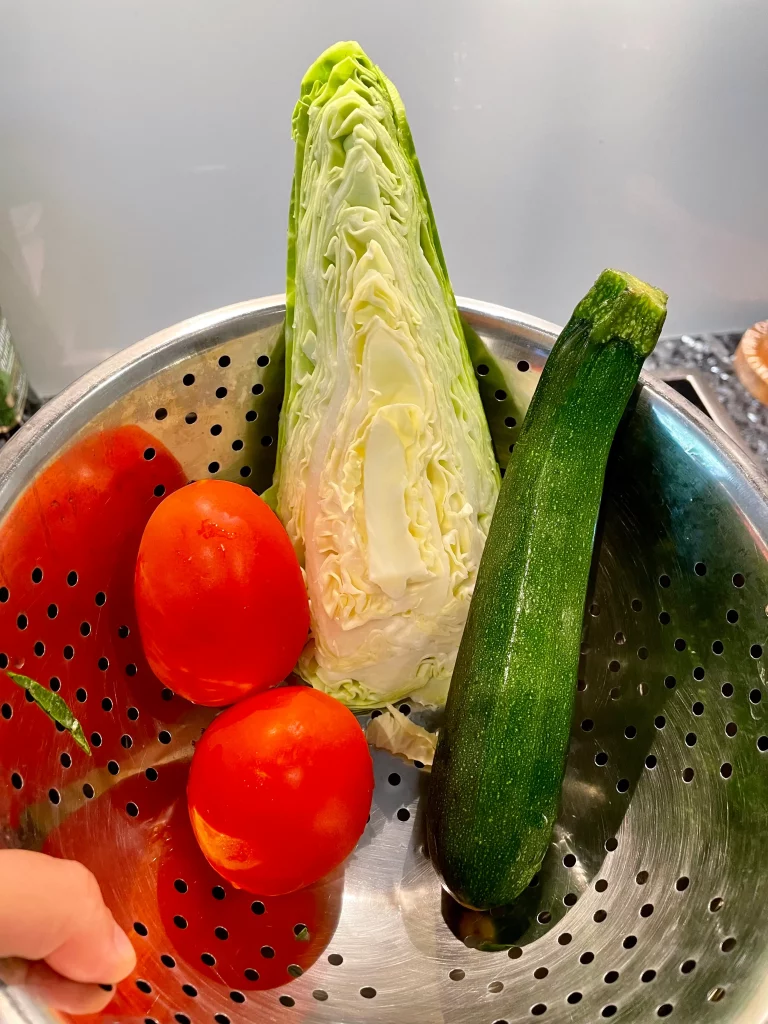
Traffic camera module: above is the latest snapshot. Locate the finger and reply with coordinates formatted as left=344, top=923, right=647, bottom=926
left=0, top=850, right=136, bottom=984
left=22, top=961, right=116, bottom=1015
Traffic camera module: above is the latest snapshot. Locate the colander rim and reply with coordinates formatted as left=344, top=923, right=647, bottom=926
left=0, top=295, right=764, bottom=517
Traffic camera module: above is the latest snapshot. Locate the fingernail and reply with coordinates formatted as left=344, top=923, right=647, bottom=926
left=112, top=922, right=136, bottom=965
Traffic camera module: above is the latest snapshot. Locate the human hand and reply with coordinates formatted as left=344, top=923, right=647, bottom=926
left=0, top=849, right=137, bottom=1014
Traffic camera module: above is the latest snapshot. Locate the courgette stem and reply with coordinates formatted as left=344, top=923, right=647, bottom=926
left=427, top=269, right=667, bottom=910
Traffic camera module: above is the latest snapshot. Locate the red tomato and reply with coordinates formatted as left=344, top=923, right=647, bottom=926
left=134, top=480, right=309, bottom=706
left=187, top=686, right=373, bottom=895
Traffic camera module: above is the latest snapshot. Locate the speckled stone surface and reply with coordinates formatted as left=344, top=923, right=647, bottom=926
left=1, top=334, right=766, bottom=471
left=0, top=391, right=40, bottom=452
left=646, top=331, right=767, bottom=470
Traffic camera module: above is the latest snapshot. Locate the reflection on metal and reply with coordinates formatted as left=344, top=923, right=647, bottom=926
left=0, top=975, right=60, bottom=1024
left=1, top=297, right=767, bottom=1023
left=655, top=369, right=748, bottom=455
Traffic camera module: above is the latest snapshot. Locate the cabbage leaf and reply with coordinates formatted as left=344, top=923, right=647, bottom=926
left=366, top=706, right=437, bottom=767
left=270, top=42, right=499, bottom=707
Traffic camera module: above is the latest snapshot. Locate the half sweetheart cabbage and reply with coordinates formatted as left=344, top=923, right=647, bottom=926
left=269, top=41, right=499, bottom=708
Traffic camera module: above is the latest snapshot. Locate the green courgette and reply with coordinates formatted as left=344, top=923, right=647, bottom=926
left=427, top=269, right=667, bottom=910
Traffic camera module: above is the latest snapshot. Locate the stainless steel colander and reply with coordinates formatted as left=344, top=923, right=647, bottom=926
left=1, top=297, right=767, bottom=1024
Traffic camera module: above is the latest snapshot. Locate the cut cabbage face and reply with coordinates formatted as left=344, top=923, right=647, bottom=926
left=270, top=42, right=499, bottom=708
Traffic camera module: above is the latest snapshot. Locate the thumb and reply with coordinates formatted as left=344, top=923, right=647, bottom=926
left=0, top=849, right=136, bottom=984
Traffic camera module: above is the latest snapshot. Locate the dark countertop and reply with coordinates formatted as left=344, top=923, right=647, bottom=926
left=0, top=392, right=41, bottom=453
left=646, top=331, right=767, bottom=469
left=2, top=333, right=766, bottom=470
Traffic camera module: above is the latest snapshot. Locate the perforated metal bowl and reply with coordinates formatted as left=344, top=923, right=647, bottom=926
left=1, top=297, right=767, bottom=1024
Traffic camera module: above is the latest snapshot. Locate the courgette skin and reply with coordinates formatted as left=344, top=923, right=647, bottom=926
left=427, top=269, right=667, bottom=910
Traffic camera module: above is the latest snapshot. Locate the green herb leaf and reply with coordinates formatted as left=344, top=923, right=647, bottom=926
left=6, top=672, right=91, bottom=756
left=294, top=926, right=311, bottom=942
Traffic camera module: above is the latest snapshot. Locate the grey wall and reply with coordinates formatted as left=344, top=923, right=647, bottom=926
left=1, top=0, right=766, bottom=395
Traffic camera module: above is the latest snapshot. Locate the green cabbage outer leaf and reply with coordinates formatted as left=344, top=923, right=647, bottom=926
left=272, top=42, right=499, bottom=708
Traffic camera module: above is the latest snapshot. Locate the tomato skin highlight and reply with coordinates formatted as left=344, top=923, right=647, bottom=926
left=135, top=479, right=309, bottom=706
left=187, top=686, right=374, bottom=895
